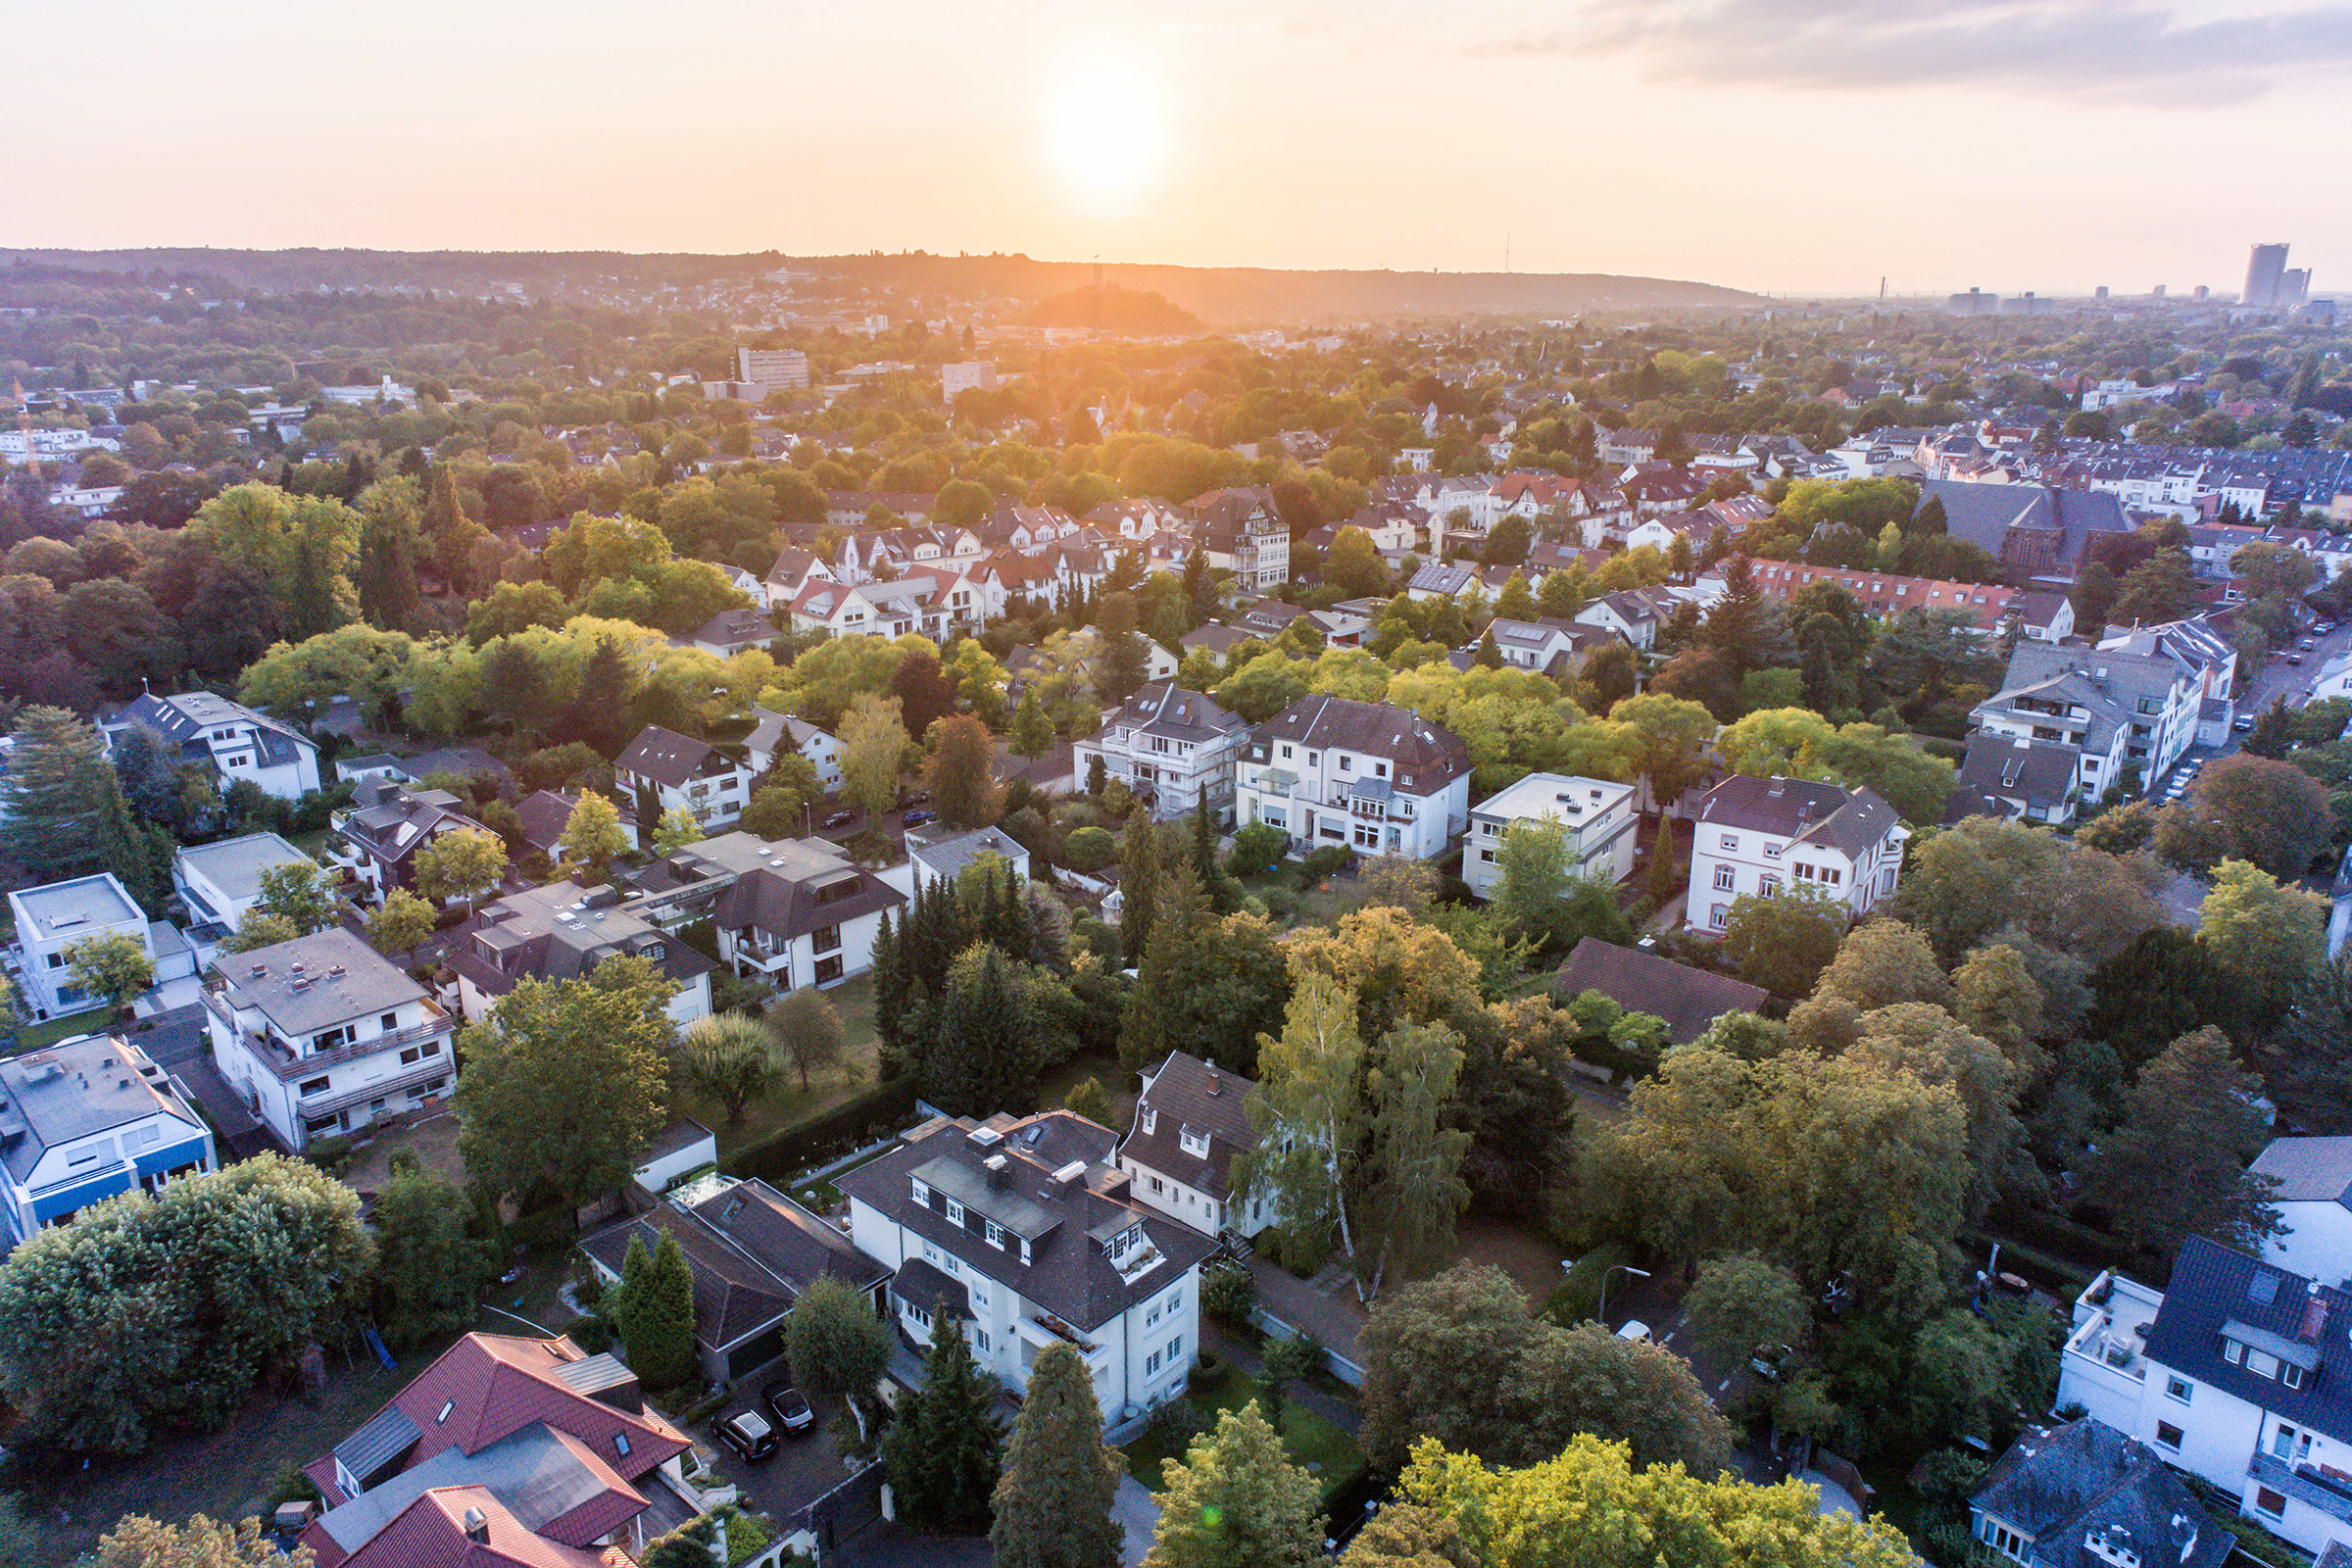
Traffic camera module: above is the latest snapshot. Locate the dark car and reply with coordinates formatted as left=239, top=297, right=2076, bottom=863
left=762, top=1381, right=815, bottom=1432
left=716, top=1409, right=778, bottom=1462
left=902, top=808, right=937, bottom=828
left=821, top=810, right=857, bottom=829
left=2302, top=638, right=2319, bottom=651
left=902, top=790, right=932, bottom=806
left=2290, top=655, right=2306, bottom=665
left=2234, top=714, right=2256, bottom=732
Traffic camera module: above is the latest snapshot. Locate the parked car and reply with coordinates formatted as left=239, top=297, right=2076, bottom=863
left=821, top=810, right=857, bottom=829
left=1614, top=1320, right=1654, bottom=1345
left=2302, top=637, right=2319, bottom=651
left=2289, top=655, right=2305, bottom=665
left=2234, top=714, right=2256, bottom=732
left=717, top=1409, right=778, bottom=1462
left=762, top=1381, right=814, bottom=1433
left=902, top=808, right=937, bottom=828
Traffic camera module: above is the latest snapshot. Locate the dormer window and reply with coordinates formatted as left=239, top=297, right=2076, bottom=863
left=912, top=1177, right=932, bottom=1206
left=1179, top=1127, right=1209, bottom=1158
left=1142, top=1107, right=1156, bottom=1135
left=945, top=1200, right=964, bottom=1226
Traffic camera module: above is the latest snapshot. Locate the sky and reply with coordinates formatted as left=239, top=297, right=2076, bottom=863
left=11, top=0, right=2352, bottom=297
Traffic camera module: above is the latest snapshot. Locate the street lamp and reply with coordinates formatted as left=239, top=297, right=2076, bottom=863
left=1598, top=1264, right=1651, bottom=1333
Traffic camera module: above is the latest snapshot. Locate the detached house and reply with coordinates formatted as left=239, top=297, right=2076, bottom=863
left=1684, top=776, right=1907, bottom=932
left=1575, top=587, right=1680, bottom=651
left=703, top=836, right=905, bottom=990
left=838, top=1109, right=1216, bottom=1427
left=1073, top=684, right=1251, bottom=824
left=1117, top=1051, right=1273, bottom=1243
left=745, top=705, right=842, bottom=792
left=2055, top=1238, right=2352, bottom=1559
left=1233, top=696, right=1472, bottom=860
left=1465, top=772, right=1640, bottom=895
left=202, top=928, right=457, bottom=1152
left=9, top=873, right=162, bottom=1019
left=0, top=1034, right=215, bottom=1244
left=784, top=571, right=985, bottom=644
left=1187, top=487, right=1291, bottom=591
left=105, top=690, right=320, bottom=801
left=297, top=1333, right=701, bottom=1567
left=614, top=725, right=757, bottom=847
left=446, top=882, right=715, bottom=1029
left=330, top=780, right=489, bottom=905
left=1969, top=1417, right=2233, bottom=1568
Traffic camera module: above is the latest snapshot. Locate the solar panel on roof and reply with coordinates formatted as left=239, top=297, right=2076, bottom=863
left=2251, top=1271, right=2281, bottom=1304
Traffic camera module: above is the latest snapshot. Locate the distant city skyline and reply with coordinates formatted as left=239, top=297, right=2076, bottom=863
left=10, top=0, right=2351, bottom=297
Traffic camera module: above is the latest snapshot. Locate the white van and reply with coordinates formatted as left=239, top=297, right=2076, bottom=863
left=1615, top=1320, right=1654, bottom=1345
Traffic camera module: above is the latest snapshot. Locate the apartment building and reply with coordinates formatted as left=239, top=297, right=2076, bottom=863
left=0, top=1035, right=214, bottom=1243
left=1233, top=696, right=1472, bottom=860
left=839, top=1110, right=1215, bottom=1427
left=202, top=928, right=457, bottom=1151
left=105, top=690, right=320, bottom=801
left=614, top=726, right=758, bottom=847
left=1684, top=776, right=1907, bottom=932
left=1070, top=684, right=1250, bottom=825
left=1464, top=772, right=1640, bottom=897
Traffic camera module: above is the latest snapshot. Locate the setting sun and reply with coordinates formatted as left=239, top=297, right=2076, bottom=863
left=1041, top=43, right=1170, bottom=217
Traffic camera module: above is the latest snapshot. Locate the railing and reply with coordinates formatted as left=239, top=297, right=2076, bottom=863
left=297, top=1056, right=454, bottom=1120
left=203, top=990, right=455, bottom=1081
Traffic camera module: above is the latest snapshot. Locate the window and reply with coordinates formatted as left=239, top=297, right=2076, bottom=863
left=1479, top=849, right=1496, bottom=864
left=436, top=1399, right=454, bottom=1424
left=1719, top=834, right=1739, bottom=851
left=974, top=1329, right=990, bottom=1351
left=985, top=1219, right=1006, bottom=1249
left=2165, top=1375, right=2192, bottom=1403
left=1179, top=1128, right=1208, bottom=1157
left=1713, top=864, right=1736, bottom=892
left=380, top=1012, right=399, bottom=1031
left=1166, top=1334, right=1183, bottom=1358
left=815, top=956, right=843, bottom=984
left=912, top=1177, right=932, bottom=1205
left=2248, top=1350, right=2279, bottom=1380
left=1710, top=903, right=1729, bottom=929
left=813, top=924, right=842, bottom=955
left=2225, top=1339, right=2244, bottom=1364
left=1984, top=1521, right=2027, bottom=1559
left=1146, top=1348, right=1162, bottom=1375
left=615, top=1432, right=630, bottom=1456
left=945, top=1200, right=964, bottom=1226
left=1763, top=841, right=1783, bottom=858
left=300, top=1075, right=331, bottom=1097
left=2256, top=1488, right=2287, bottom=1521
left=401, top=1047, right=422, bottom=1065
left=1338, top=755, right=1353, bottom=773
left=2275, top=1423, right=2299, bottom=1460
left=1279, top=745, right=1293, bottom=760
left=1759, top=875, right=1781, bottom=898
left=2284, top=1362, right=2307, bottom=1390
left=2155, top=1421, right=2183, bottom=1449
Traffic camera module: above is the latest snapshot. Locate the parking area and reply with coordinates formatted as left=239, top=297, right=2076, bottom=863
left=700, top=1380, right=862, bottom=1532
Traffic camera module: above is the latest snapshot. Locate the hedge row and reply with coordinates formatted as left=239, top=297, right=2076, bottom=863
left=722, top=1076, right=922, bottom=1185
left=1984, top=1204, right=2138, bottom=1275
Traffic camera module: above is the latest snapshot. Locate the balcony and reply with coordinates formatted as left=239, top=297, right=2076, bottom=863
left=202, top=988, right=455, bottom=1082
left=296, top=1056, right=455, bottom=1120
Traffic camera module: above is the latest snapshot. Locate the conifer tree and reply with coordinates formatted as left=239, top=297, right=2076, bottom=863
left=0, top=706, right=119, bottom=880
left=1144, top=1403, right=1322, bottom=1568
left=884, top=1313, right=1004, bottom=1535
left=1472, top=627, right=1503, bottom=668
left=1010, top=687, right=1055, bottom=758
left=925, top=945, right=1031, bottom=1115
left=991, top=1342, right=1123, bottom=1568
left=872, top=907, right=909, bottom=1075
left=1121, top=808, right=1160, bottom=967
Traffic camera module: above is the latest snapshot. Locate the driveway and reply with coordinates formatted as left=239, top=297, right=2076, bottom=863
left=1113, top=1474, right=1161, bottom=1567
left=701, top=1384, right=858, bottom=1529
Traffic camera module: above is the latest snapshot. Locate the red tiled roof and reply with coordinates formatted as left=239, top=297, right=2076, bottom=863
left=330, top=1485, right=621, bottom=1568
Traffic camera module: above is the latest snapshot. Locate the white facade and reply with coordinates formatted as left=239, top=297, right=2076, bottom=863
left=745, top=706, right=843, bottom=792
left=0, top=1036, right=215, bottom=1244
left=1070, top=685, right=1250, bottom=825
left=202, top=930, right=458, bottom=1151
left=1234, top=702, right=1471, bottom=861
left=1464, top=773, right=1640, bottom=899
left=9, top=874, right=154, bottom=1018
left=1685, top=777, right=1908, bottom=933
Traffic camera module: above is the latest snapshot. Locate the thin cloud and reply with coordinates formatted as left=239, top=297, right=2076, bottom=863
left=1473, top=0, right=2352, bottom=105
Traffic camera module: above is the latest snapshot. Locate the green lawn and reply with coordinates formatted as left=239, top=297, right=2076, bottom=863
left=1123, top=1364, right=1362, bottom=1494
left=8, top=1008, right=109, bottom=1054
left=674, top=973, right=882, bottom=1158
left=789, top=1141, right=898, bottom=1211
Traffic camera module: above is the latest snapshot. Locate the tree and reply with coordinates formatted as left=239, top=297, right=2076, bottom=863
left=195, top=483, right=362, bottom=641
left=1235, top=972, right=1364, bottom=1270
left=614, top=1230, right=698, bottom=1390
left=991, top=1341, right=1124, bottom=1568
left=223, top=912, right=301, bottom=955
left=252, top=860, right=338, bottom=936
left=1144, top=1403, right=1323, bottom=1568
left=1119, top=875, right=1291, bottom=1077
left=373, top=1159, right=491, bottom=1346
left=1356, top=855, right=1437, bottom=916
left=368, top=888, right=437, bottom=966
left=1010, top=687, right=1056, bottom=758
left=456, top=955, right=678, bottom=1213
left=787, top=1275, right=894, bottom=1439
left=557, top=792, right=631, bottom=880
left=63, top=931, right=156, bottom=1014
left=1609, top=693, right=1716, bottom=822
left=356, top=479, right=423, bottom=631
left=414, top=828, right=508, bottom=915
left=2199, top=858, right=2329, bottom=1035
left=86, top=1514, right=305, bottom=1568
left=0, top=1155, right=369, bottom=1454
left=2088, top=1026, right=2280, bottom=1259
left=1121, top=807, right=1161, bottom=966
left=2174, top=754, right=2335, bottom=879
left=1258, top=1332, right=1323, bottom=1436
left=676, top=1012, right=783, bottom=1124
left=884, top=1316, right=1004, bottom=1535
left=771, top=986, right=848, bottom=1092
left=1685, top=1253, right=1811, bottom=1372
left=649, top=807, right=702, bottom=855
left=838, top=693, right=910, bottom=825
left=0, top=705, right=122, bottom=879
left=1362, top=1436, right=1914, bottom=1568
left=1359, top=1022, right=1473, bottom=1290
left=2110, top=549, right=2195, bottom=627
left=928, top=713, right=1004, bottom=831
left=925, top=944, right=1036, bottom=1115
left=1720, top=886, right=1846, bottom=998
left=1327, top=525, right=1387, bottom=599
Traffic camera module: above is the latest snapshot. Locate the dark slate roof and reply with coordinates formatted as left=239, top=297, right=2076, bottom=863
left=683, top=606, right=778, bottom=650
left=1107, top=683, right=1247, bottom=746
left=1957, top=735, right=2080, bottom=813
left=579, top=1206, right=794, bottom=1353
left=614, top=726, right=736, bottom=790
left=2250, top=1139, right=2352, bottom=1208
left=1119, top=1052, right=1255, bottom=1200
left=1245, top=696, right=1471, bottom=796
left=710, top=861, right=904, bottom=943
left=1971, top=1418, right=2233, bottom=1568
left=839, top=1111, right=1216, bottom=1335
left=2144, top=1237, right=2352, bottom=1445
left=1553, top=939, right=1770, bottom=1044
left=693, top=1179, right=889, bottom=1294
left=1692, top=775, right=1899, bottom=859
left=1924, top=480, right=2132, bottom=573
left=210, top=929, right=429, bottom=1042
left=893, top=1256, right=970, bottom=1320
left=333, top=1404, right=423, bottom=1492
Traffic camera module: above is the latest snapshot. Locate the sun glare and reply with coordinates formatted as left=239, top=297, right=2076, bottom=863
left=1042, top=46, right=1170, bottom=215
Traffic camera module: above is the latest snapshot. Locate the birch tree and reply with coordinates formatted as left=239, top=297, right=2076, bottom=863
left=1235, top=972, right=1363, bottom=1270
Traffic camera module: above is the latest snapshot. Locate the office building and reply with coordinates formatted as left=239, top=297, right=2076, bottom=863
left=2247, top=243, right=2291, bottom=310
left=734, top=347, right=810, bottom=392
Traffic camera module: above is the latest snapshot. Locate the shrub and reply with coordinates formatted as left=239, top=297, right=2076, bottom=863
left=1228, top=820, right=1289, bottom=877
left=1152, top=1397, right=1208, bottom=1449
left=722, top=1077, right=921, bottom=1183
left=1200, top=1263, right=1258, bottom=1326
left=1298, top=845, right=1351, bottom=886
left=1546, top=1241, right=1634, bottom=1325
left=1061, top=825, right=1117, bottom=871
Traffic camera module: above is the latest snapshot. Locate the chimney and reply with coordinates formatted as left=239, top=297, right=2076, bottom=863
left=2304, top=1282, right=2329, bottom=1343
left=984, top=1152, right=1009, bottom=1189
left=462, top=1507, right=490, bottom=1544
left=1205, top=1072, right=1222, bottom=1097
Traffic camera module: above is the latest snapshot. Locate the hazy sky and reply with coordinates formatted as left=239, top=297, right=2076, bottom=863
left=14, top=0, right=2351, bottom=296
